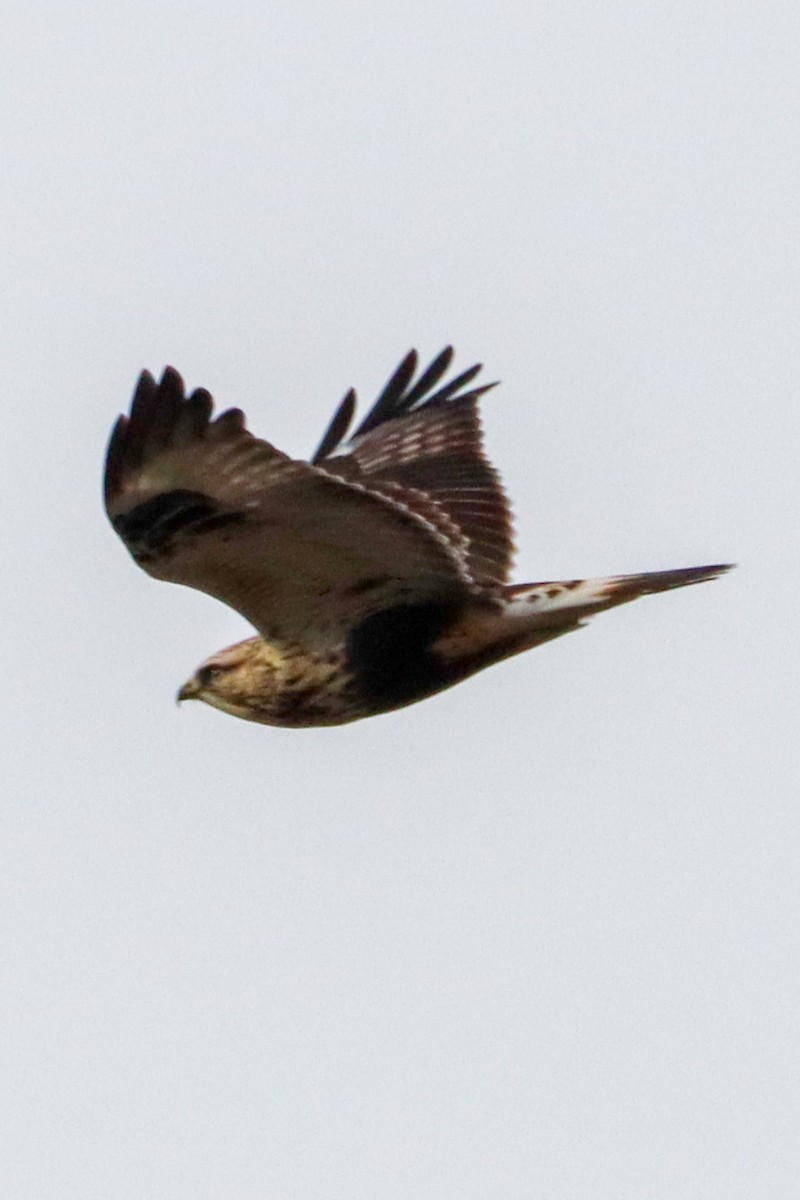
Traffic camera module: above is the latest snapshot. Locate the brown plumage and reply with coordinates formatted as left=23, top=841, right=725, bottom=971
left=104, top=347, right=731, bottom=726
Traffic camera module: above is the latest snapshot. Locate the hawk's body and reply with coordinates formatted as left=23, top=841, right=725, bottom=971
left=104, top=348, right=729, bottom=726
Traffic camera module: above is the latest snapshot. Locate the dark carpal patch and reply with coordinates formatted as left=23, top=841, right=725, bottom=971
left=113, top=489, right=244, bottom=560
left=347, top=600, right=460, bottom=710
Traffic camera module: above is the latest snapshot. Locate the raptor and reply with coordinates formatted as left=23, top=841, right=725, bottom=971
left=104, top=347, right=730, bottom=726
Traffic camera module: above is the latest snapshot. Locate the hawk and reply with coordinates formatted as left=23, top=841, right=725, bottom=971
left=104, top=347, right=730, bottom=727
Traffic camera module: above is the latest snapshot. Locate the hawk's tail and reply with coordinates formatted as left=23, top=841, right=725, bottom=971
left=504, top=562, right=733, bottom=623
left=433, top=563, right=733, bottom=671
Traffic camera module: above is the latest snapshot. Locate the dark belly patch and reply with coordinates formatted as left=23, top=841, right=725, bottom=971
left=346, top=600, right=461, bottom=710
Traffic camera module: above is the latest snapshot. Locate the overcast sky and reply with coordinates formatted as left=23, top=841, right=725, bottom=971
left=2, top=2, right=798, bottom=1197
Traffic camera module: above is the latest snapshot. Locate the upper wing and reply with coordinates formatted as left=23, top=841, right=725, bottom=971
left=312, top=347, right=515, bottom=588
left=104, top=368, right=476, bottom=649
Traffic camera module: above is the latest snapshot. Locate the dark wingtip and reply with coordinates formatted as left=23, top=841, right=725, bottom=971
left=311, top=347, right=498, bottom=461
left=397, top=346, right=455, bottom=412
left=104, top=365, right=219, bottom=513
left=312, top=387, right=358, bottom=463
left=158, top=365, right=186, bottom=394
left=354, top=347, right=494, bottom=446
left=103, top=413, right=130, bottom=505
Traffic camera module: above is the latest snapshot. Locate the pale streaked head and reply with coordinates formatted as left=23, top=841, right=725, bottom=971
left=177, top=636, right=282, bottom=723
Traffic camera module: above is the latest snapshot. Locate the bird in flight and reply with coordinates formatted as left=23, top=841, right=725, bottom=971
left=104, top=347, right=730, bottom=727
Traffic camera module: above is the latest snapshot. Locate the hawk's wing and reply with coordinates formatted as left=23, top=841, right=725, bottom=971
left=312, top=347, right=515, bottom=589
left=104, top=367, right=477, bottom=650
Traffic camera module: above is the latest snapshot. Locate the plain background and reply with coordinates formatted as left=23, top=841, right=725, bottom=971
left=2, top=2, right=798, bottom=1197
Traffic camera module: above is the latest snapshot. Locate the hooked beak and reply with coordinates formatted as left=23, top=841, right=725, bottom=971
left=176, top=679, right=200, bottom=705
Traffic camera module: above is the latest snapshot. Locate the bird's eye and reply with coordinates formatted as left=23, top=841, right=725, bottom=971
left=198, top=665, right=221, bottom=688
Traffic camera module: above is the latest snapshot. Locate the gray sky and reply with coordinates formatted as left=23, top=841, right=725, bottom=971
left=2, top=2, right=798, bottom=1196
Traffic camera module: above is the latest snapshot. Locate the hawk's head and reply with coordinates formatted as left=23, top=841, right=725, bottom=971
left=177, top=637, right=282, bottom=723
left=176, top=636, right=357, bottom=727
